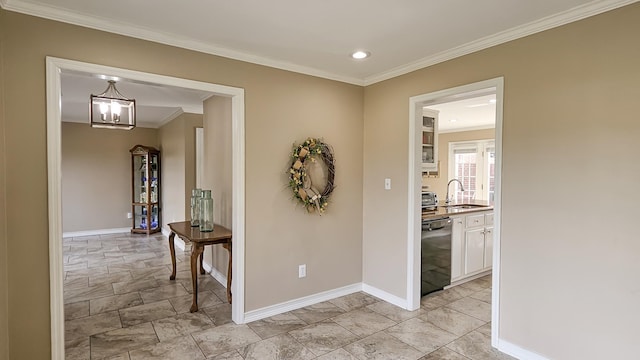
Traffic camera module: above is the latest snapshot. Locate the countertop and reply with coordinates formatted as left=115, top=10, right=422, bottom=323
left=422, top=200, right=493, bottom=220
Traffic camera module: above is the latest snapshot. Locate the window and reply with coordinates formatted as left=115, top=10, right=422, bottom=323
left=448, top=140, right=495, bottom=202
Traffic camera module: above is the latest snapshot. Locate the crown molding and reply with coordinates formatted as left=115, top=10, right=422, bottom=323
left=2, top=0, right=637, bottom=87
left=156, top=108, right=184, bottom=129
left=363, top=0, right=638, bottom=85
left=0, top=0, right=365, bottom=86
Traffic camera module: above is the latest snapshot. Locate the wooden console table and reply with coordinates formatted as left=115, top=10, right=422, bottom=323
left=167, top=221, right=232, bottom=312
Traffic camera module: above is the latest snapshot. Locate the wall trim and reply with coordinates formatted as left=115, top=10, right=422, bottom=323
left=497, top=339, right=550, bottom=360
left=244, top=283, right=362, bottom=323
left=407, top=77, right=504, bottom=341
left=201, top=261, right=227, bottom=288
left=362, top=283, right=407, bottom=309
left=439, top=124, right=496, bottom=134
left=46, top=57, right=246, bottom=360
left=3, top=0, right=636, bottom=86
left=161, top=227, right=187, bottom=251
left=363, top=0, right=638, bottom=85
left=62, top=227, right=130, bottom=238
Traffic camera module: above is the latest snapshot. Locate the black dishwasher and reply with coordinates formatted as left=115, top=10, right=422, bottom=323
left=421, top=217, right=453, bottom=296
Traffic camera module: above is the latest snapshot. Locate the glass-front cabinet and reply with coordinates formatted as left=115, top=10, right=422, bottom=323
left=130, top=145, right=161, bottom=235
left=421, top=108, right=439, bottom=172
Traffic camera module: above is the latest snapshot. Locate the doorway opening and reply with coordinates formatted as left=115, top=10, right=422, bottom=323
left=407, top=77, right=503, bottom=347
left=46, top=57, right=246, bottom=359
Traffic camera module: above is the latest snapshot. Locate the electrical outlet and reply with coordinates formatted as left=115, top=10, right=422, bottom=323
left=384, top=178, right=391, bottom=190
left=126, top=212, right=132, bottom=219
left=298, top=264, right=306, bottom=278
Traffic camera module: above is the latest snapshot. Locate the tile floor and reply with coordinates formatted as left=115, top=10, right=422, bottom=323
left=63, top=232, right=514, bottom=360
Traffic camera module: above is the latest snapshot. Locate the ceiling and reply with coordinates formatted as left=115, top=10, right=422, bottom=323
left=61, top=71, right=213, bottom=128
left=5, top=0, right=634, bottom=129
left=429, top=95, right=496, bottom=133
left=1, top=0, right=636, bottom=85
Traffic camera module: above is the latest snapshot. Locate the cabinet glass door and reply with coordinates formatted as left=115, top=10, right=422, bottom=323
left=133, top=155, right=146, bottom=203
left=149, top=154, right=159, bottom=203
left=132, top=204, right=160, bottom=231
left=421, top=113, right=438, bottom=171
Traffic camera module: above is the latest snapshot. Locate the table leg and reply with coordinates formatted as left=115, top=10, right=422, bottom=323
left=168, top=232, right=177, bottom=280
left=199, top=251, right=205, bottom=275
left=190, top=244, right=204, bottom=312
left=225, top=241, right=232, bottom=304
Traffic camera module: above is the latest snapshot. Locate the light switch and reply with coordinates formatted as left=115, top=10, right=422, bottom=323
left=384, top=178, right=391, bottom=190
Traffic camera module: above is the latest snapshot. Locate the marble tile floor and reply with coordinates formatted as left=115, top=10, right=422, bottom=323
left=64, top=232, right=514, bottom=360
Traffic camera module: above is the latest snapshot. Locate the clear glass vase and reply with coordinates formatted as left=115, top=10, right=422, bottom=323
left=190, top=188, right=202, bottom=227
left=199, top=190, right=214, bottom=232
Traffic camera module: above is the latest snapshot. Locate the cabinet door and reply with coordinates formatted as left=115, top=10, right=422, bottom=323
left=484, top=227, right=493, bottom=269
left=451, top=217, right=465, bottom=281
left=464, top=228, right=485, bottom=275
left=421, top=109, right=439, bottom=171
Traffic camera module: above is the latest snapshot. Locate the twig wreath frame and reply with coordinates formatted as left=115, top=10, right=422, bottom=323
left=288, top=138, right=335, bottom=214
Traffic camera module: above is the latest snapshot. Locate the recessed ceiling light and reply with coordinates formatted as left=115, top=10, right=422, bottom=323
left=449, top=118, right=458, bottom=122
left=351, top=50, right=370, bottom=60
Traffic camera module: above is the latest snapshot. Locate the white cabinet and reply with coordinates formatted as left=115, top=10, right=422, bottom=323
left=451, top=210, right=494, bottom=283
left=464, top=228, right=486, bottom=274
left=421, top=109, right=439, bottom=172
left=451, top=217, right=464, bottom=280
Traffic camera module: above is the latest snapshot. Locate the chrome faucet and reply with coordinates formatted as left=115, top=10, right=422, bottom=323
left=445, top=179, right=465, bottom=205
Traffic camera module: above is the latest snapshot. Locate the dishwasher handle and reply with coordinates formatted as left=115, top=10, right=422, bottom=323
left=423, top=217, right=451, bottom=231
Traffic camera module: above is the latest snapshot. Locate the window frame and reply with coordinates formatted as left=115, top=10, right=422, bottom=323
left=448, top=139, right=495, bottom=202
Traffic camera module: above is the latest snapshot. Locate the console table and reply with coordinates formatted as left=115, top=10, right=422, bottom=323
left=167, top=221, right=232, bottom=312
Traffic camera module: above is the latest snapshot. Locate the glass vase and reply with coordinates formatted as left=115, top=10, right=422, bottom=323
left=199, top=190, right=214, bottom=232
left=190, top=188, right=202, bottom=227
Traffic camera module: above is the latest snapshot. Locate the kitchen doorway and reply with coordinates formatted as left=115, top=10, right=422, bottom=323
left=408, top=77, right=503, bottom=347
left=46, top=57, right=246, bottom=359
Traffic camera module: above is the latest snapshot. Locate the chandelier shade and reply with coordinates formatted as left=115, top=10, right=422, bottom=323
left=90, top=80, right=136, bottom=130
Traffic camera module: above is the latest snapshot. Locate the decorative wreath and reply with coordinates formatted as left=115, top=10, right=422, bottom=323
left=288, top=138, right=335, bottom=214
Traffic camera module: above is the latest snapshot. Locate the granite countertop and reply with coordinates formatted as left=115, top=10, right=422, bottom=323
left=422, top=199, right=493, bottom=220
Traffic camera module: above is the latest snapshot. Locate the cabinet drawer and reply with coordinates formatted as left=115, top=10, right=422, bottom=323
left=465, top=214, right=485, bottom=228
left=485, top=213, right=494, bottom=226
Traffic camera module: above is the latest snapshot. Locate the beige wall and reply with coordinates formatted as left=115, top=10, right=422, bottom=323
left=158, top=116, right=185, bottom=229
left=202, top=96, right=233, bottom=278
left=422, top=128, right=495, bottom=199
left=61, top=122, right=158, bottom=232
left=0, top=7, right=9, bottom=358
left=158, top=112, right=203, bottom=232
left=363, top=4, right=640, bottom=359
left=0, top=9, right=363, bottom=359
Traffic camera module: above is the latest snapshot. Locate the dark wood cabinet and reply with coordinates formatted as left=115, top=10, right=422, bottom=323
left=130, top=145, right=161, bottom=235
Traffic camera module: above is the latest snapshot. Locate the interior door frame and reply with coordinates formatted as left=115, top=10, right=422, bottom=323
left=45, top=57, right=246, bottom=360
left=407, top=77, right=504, bottom=346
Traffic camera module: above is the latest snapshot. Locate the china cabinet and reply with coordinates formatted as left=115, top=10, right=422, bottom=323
left=130, top=145, right=161, bottom=234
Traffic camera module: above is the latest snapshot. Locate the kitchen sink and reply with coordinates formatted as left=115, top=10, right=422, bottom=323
left=443, top=204, right=488, bottom=209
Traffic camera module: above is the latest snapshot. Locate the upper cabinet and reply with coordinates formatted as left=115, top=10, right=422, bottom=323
left=421, top=108, right=439, bottom=172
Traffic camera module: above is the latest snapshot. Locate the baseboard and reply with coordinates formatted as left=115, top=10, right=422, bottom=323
left=362, top=283, right=408, bottom=309
left=449, top=270, right=492, bottom=288
left=62, top=227, right=130, bottom=238
left=201, top=261, right=227, bottom=288
left=162, top=228, right=188, bottom=251
left=243, top=283, right=363, bottom=323
left=497, top=338, right=550, bottom=360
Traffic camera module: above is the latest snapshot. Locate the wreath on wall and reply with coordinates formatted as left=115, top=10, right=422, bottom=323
left=288, top=138, right=335, bottom=214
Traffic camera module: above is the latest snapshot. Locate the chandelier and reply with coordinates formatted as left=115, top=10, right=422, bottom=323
left=90, top=80, right=136, bottom=130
